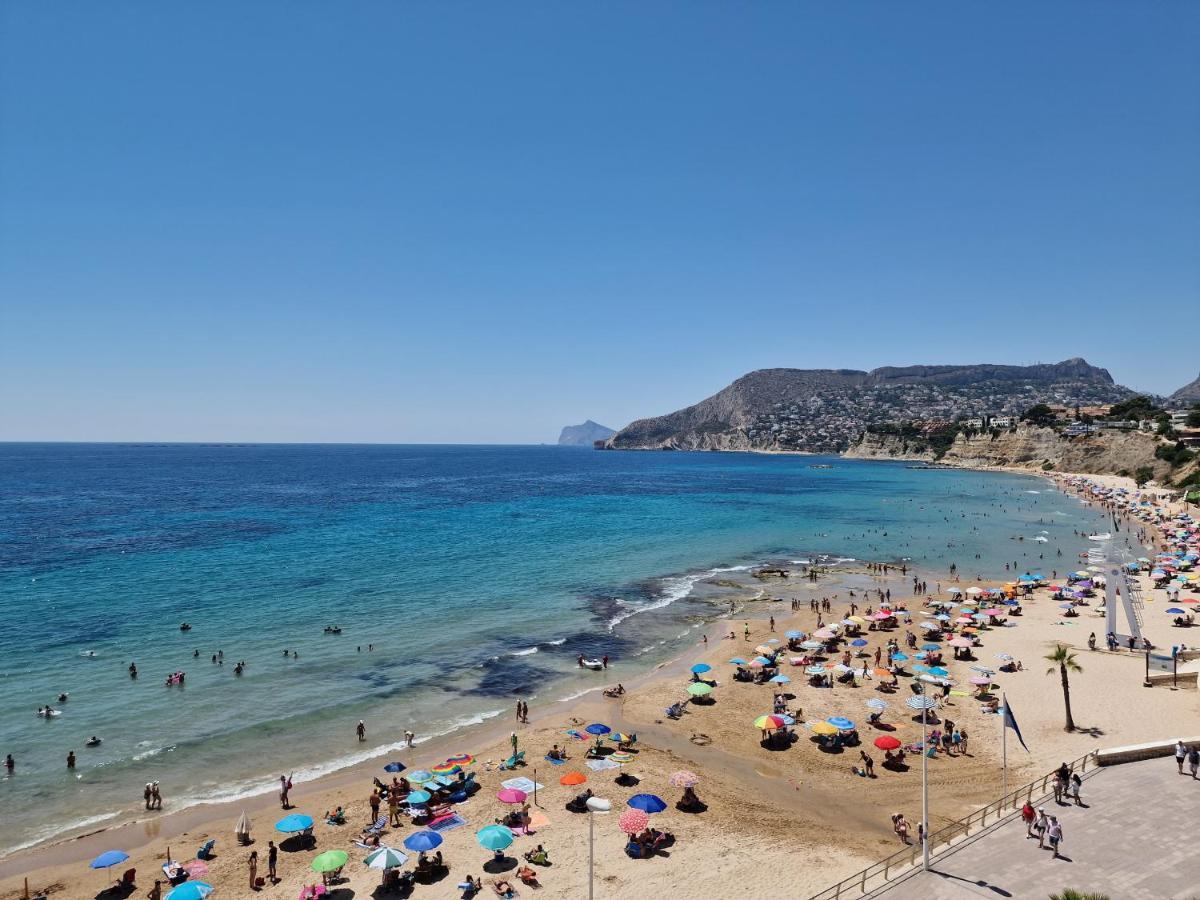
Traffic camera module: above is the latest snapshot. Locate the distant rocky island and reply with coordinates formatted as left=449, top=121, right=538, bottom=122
left=603, top=359, right=1137, bottom=453
left=558, top=420, right=615, bottom=446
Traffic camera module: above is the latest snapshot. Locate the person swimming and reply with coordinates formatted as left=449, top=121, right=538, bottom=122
left=86, top=736, right=102, bottom=747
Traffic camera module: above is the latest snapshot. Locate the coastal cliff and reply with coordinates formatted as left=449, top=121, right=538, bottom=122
left=845, top=424, right=1175, bottom=479
left=558, top=420, right=615, bottom=446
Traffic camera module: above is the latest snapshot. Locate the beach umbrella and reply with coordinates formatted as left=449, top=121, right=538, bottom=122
left=275, top=814, right=314, bottom=833
left=383, top=761, right=406, bottom=773
left=873, top=668, right=892, bottom=679
left=800, top=641, right=823, bottom=651
left=1166, top=608, right=1187, bottom=614
left=668, top=771, right=700, bottom=787
left=608, top=732, right=634, bottom=743
left=311, top=850, right=349, bottom=874
left=618, top=809, right=650, bottom=834
left=948, top=637, right=973, bottom=648
left=691, top=663, right=712, bottom=674
left=687, top=682, right=714, bottom=697
left=406, top=790, right=432, bottom=804
left=849, top=615, right=867, bottom=624
left=851, top=638, right=869, bottom=647
left=833, top=663, right=855, bottom=675
left=813, top=629, right=836, bottom=640
left=402, top=831, right=443, bottom=853
left=365, top=847, right=409, bottom=870
left=407, top=770, right=435, bottom=783
left=755, top=645, right=776, bottom=656
left=765, top=638, right=780, bottom=644
left=496, top=788, right=527, bottom=804
left=753, top=714, right=786, bottom=730
left=874, top=736, right=902, bottom=750
left=446, top=753, right=475, bottom=766
left=913, top=653, right=928, bottom=661
left=769, top=674, right=791, bottom=684
left=585, top=723, right=611, bottom=737
left=90, top=850, right=130, bottom=870
left=866, top=698, right=889, bottom=710
left=234, top=811, right=252, bottom=841
left=166, top=882, right=213, bottom=900
left=918, top=622, right=938, bottom=631
left=935, top=614, right=952, bottom=621
left=476, top=824, right=515, bottom=852
left=996, top=653, right=1013, bottom=661
left=430, top=763, right=461, bottom=776
left=969, top=677, right=993, bottom=686
left=912, top=664, right=929, bottom=674
left=906, top=696, right=936, bottom=711
left=609, top=751, right=635, bottom=763
left=559, top=771, right=587, bottom=786
left=946, top=587, right=962, bottom=594
left=627, top=793, right=667, bottom=813
left=927, top=667, right=950, bottom=678
left=810, top=722, right=838, bottom=735
left=805, top=664, right=828, bottom=675
left=965, top=587, right=983, bottom=595
left=785, top=630, right=803, bottom=639
left=728, top=657, right=748, bottom=665
left=920, top=643, right=940, bottom=651
left=827, top=716, right=855, bottom=730
left=891, top=652, right=909, bottom=662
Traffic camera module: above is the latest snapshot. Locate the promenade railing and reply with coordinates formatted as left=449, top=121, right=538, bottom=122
left=806, top=748, right=1098, bottom=900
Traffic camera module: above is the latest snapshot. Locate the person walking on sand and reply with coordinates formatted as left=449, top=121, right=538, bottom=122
left=1189, top=746, right=1200, bottom=779
left=151, top=781, right=162, bottom=809
left=144, top=782, right=153, bottom=809
left=268, top=841, right=278, bottom=883
left=515, top=700, right=522, bottom=722
left=405, top=730, right=415, bottom=748
left=769, top=616, right=775, bottom=632
left=521, top=701, right=528, bottom=723
left=1033, top=807, right=1048, bottom=847
left=280, top=774, right=291, bottom=809
left=146, top=880, right=162, bottom=900
left=744, top=623, right=751, bottom=641
left=357, top=720, right=366, bottom=742
left=1070, top=773, right=1083, bottom=805
left=892, top=813, right=910, bottom=844
left=1176, top=740, right=1187, bottom=774
left=248, top=849, right=258, bottom=891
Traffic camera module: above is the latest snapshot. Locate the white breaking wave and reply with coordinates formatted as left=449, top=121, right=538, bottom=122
left=509, top=646, right=538, bottom=657
left=556, top=687, right=600, bottom=703
left=606, top=565, right=750, bottom=631
left=3, top=811, right=121, bottom=856
left=547, top=638, right=567, bottom=646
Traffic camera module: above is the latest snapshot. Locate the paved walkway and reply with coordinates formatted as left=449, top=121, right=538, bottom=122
left=874, top=757, right=1200, bottom=899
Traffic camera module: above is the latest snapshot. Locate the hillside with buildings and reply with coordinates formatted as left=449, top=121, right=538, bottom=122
left=603, top=359, right=1137, bottom=453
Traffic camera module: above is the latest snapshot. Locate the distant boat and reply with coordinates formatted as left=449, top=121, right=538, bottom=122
left=808, top=464, right=834, bottom=469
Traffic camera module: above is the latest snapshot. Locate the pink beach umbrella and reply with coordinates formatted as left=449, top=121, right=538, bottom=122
left=969, top=676, right=993, bottom=686
left=496, top=788, right=527, bottom=804
left=948, top=637, right=973, bottom=648
left=618, top=808, right=650, bottom=834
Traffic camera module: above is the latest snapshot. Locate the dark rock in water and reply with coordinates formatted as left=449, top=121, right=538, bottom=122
left=558, top=420, right=616, bottom=446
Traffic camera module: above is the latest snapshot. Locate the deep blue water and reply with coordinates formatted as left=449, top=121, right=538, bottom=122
left=0, top=444, right=1110, bottom=853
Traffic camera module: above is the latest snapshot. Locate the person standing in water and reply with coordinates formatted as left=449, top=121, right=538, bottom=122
left=356, top=720, right=366, bottom=742
left=67, top=750, right=76, bottom=769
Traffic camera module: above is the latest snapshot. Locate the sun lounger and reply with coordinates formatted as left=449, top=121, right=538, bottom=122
left=362, top=815, right=388, bottom=836
left=499, top=750, right=526, bottom=770
left=196, top=839, right=215, bottom=860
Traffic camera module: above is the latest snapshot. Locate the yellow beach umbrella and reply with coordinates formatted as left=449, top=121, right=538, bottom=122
left=810, top=722, right=838, bottom=736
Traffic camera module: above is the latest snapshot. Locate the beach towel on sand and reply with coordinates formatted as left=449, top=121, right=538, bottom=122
left=543, top=755, right=566, bottom=765
left=585, top=758, right=620, bottom=771
left=429, top=813, right=467, bottom=833
left=501, top=777, right=543, bottom=793
left=526, top=810, right=550, bottom=830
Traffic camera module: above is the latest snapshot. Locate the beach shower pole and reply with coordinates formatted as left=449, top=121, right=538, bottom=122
left=585, top=797, right=611, bottom=900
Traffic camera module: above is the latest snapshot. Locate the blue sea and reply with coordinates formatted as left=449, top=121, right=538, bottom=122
left=0, top=444, right=1113, bottom=854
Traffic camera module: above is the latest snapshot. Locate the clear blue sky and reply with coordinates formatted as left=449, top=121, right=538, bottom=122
left=2, top=2, right=1197, bottom=443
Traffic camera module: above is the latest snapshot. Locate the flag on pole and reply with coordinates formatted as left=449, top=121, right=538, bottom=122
left=1002, top=694, right=1029, bottom=752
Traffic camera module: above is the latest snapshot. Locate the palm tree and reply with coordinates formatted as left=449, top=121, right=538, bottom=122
left=1050, top=891, right=1109, bottom=900
left=1045, top=644, right=1082, bottom=731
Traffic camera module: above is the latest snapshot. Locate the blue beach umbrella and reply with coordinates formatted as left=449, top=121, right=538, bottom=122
left=827, top=717, right=855, bottom=730
left=728, top=657, right=747, bottom=665
left=851, top=638, right=869, bottom=647
left=403, top=831, right=443, bottom=853
left=778, top=714, right=797, bottom=725
left=1166, top=608, right=1186, bottom=614
left=627, top=794, right=668, bottom=813
left=921, top=643, right=940, bottom=651
left=913, top=653, right=928, bottom=661
left=585, top=723, right=612, bottom=736
left=691, top=663, right=712, bottom=674
left=752, top=656, right=773, bottom=666
left=769, top=674, right=791, bottom=684
left=406, top=790, right=432, bottom=804
left=167, top=882, right=213, bottom=900
left=407, top=770, right=435, bottom=783
left=927, top=667, right=950, bottom=678
left=383, top=761, right=406, bottom=773
left=90, top=850, right=129, bottom=870
left=785, top=630, right=803, bottom=639
left=275, top=814, right=314, bottom=833
left=912, top=664, right=929, bottom=673
left=891, top=652, right=909, bottom=662
left=476, top=824, right=515, bottom=852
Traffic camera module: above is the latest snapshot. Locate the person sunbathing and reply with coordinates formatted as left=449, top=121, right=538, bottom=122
left=516, top=865, right=539, bottom=886
left=547, top=744, right=567, bottom=760
left=523, top=844, right=550, bottom=865
left=491, top=879, right=517, bottom=898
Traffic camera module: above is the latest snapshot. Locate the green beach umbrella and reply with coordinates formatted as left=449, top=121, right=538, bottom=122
left=476, top=824, right=515, bottom=852
left=311, top=850, right=348, bottom=874
left=686, top=682, right=713, bottom=696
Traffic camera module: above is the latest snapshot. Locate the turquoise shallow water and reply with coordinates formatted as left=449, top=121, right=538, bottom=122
left=0, top=444, right=1112, bottom=853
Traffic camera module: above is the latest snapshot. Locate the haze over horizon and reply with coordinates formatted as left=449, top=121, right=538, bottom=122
left=2, top=3, right=1197, bottom=443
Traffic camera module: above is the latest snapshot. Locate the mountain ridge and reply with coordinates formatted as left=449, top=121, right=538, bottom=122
left=605, top=359, right=1137, bottom=453
left=558, top=420, right=615, bottom=446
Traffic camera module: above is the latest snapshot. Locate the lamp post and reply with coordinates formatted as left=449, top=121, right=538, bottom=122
left=585, top=796, right=611, bottom=900
left=905, top=693, right=934, bottom=871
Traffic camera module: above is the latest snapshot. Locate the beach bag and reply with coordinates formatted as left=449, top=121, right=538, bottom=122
left=256, top=877, right=266, bottom=888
